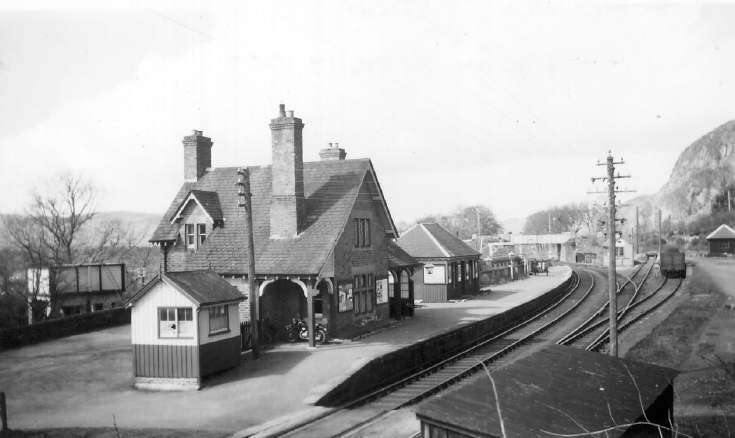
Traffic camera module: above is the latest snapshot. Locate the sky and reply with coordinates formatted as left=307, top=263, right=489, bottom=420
left=1, top=1, right=735, bottom=225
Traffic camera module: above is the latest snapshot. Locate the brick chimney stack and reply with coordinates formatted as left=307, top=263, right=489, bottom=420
left=269, top=104, right=305, bottom=239
left=183, top=130, right=212, bottom=182
left=319, top=142, right=347, bottom=161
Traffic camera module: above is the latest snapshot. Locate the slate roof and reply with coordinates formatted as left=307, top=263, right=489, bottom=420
left=177, top=190, right=224, bottom=223
left=386, top=240, right=421, bottom=268
left=415, top=345, right=678, bottom=438
left=706, top=223, right=735, bottom=240
left=151, top=159, right=396, bottom=275
left=128, top=270, right=244, bottom=307
left=397, top=223, right=481, bottom=260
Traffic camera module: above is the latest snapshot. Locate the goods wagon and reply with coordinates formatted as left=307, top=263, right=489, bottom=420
left=660, top=246, right=686, bottom=278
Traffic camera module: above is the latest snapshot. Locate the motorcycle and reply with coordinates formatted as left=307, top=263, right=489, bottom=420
left=285, top=318, right=328, bottom=344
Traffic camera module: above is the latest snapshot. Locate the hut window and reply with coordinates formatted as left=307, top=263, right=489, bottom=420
left=185, top=224, right=196, bottom=249
left=209, top=305, right=229, bottom=334
left=159, top=307, right=193, bottom=338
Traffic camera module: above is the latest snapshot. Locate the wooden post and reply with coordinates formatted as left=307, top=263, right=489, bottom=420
left=307, top=285, right=316, bottom=347
left=606, top=154, right=618, bottom=358
left=1, top=391, right=7, bottom=432
left=237, top=168, right=259, bottom=359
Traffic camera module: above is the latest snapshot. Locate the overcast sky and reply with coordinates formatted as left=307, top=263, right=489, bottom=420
left=1, top=1, right=734, bottom=224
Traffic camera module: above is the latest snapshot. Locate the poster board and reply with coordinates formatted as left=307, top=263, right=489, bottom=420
left=376, top=278, right=389, bottom=304
left=423, top=264, right=446, bottom=284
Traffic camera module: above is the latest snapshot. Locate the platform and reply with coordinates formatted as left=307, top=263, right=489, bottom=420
left=0, top=267, right=571, bottom=435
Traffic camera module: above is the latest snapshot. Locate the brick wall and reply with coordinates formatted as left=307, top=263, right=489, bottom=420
left=331, top=175, right=392, bottom=338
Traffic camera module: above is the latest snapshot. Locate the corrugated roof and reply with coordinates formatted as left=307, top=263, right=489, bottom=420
left=151, top=159, right=395, bottom=275
left=128, top=270, right=244, bottom=307
left=415, top=345, right=678, bottom=438
left=706, top=223, right=735, bottom=240
left=397, top=223, right=481, bottom=259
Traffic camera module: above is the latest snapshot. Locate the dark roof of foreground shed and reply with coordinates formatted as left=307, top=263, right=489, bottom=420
left=397, top=223, right=481, bottom=259
left=415, top=345, right=679, bottom=438
left=150, top=159, right=397, bottom=275
left=128, top=270, right=244, bottom=307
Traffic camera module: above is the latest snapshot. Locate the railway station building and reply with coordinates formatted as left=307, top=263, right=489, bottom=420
left=396, top=223, right=481, bottom=302
left=149, top=104, right=410, bottom=345
left=416, top=345, right=678, bottom=438
left=706, top=223, right=735, bottom=256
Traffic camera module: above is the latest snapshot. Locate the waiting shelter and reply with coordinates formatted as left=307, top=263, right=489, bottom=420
left=127, top=270, right=244, bottom=390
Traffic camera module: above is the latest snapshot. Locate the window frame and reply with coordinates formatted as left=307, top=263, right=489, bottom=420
left=185, top=224, right=196, bottom=249
left=197, top=223, right=207, bottom=246
left=208, top=304, right=230, bottom=336
left=158, top=306, right=195, bottom=339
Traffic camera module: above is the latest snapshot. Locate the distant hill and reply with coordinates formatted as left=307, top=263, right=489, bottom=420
left=625, top=120, right=735, bottom=228
left=0, top=211, right=161, bottom=249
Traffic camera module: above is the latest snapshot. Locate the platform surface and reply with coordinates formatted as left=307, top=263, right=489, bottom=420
left=0, top=267, right=570, bottom=433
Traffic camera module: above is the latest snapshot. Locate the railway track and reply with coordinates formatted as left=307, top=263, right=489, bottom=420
left=556, top=260, right=651, bottom=347
left=279, top=269, right=599, bottom=437
left=587, top=276, right=684, bottom=352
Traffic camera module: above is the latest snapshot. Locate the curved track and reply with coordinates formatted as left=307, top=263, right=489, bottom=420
left=280, top=270, right=600, bottom=437
left=556, top=260, right=653, bottom=348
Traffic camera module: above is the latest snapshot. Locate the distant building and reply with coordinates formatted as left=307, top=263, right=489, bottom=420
left=52, top=264, right=126, bottom=315
left=416, top=345, right=678, bottom=438
left=706, top=224, right=735, bottom=256
left=397, top=223, right=481, bottom=302
left=128, top=270, right=243, bottom=390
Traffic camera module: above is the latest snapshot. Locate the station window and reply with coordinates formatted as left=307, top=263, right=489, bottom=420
left=208, top=305, right=229, bottom=335
left=159, top=307, right=193, bottom=338
left=616, top=247, right=624, bottom=257
left=353, top=274, right=375, bottom=314
left=353, top=218, right=371, bottom=248
left=93, top=303, right=104, bottom=312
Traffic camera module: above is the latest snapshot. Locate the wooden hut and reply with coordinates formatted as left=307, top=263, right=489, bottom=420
left=128, top=270, right=244, bottom=390
left=416, top=345, right=678, bottom=438
left=397, top=223, right=481, bottom=302
left=706, top=224, right=735, bottom=255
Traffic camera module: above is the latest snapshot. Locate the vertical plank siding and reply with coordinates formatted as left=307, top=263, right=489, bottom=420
left=133, top=344, right=200, bottom=378
left=199, top=336, right=241, bottom=377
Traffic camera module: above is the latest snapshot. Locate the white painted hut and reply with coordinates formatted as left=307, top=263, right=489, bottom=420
left=128, top=270, right=244, bottom=390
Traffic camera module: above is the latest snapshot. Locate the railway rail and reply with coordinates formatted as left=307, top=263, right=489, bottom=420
left=279, top=269, right=599, bottom=437
left=587, top=276, right=684, bottom=352
left=556, top=260, right=651, bottom=347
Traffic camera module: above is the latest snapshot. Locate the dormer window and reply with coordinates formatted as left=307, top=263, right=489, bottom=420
left=198, top=224, right=207, bottom=246
left=185, top=223, right=207, bottom=250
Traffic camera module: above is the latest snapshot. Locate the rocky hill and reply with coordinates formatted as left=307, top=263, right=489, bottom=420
left=626, top=120, right=735, bottom=227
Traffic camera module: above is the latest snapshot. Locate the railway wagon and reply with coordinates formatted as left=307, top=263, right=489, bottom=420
left=660, top=246, right=686, bottom=279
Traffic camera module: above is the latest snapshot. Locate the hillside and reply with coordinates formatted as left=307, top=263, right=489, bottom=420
left=625, top=120, right=735, bottom=228
left=0, top=211, right=161, bottom=249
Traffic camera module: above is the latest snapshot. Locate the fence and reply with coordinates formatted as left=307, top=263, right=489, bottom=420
left=0, top=308, right=130, bottom=351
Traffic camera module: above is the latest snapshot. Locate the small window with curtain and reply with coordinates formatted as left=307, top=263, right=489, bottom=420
left=209, top=305, right=229, bottom=335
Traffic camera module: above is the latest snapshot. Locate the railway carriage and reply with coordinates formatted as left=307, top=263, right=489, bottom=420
left=659, top=246, right=686, bottom=279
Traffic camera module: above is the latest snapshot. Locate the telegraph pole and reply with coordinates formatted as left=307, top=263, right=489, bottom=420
left=590, top=151, right=633, bottom=357
left=237, top=168, right=259, bottom=360
left=657, top=209, right=662, bottom=259
left=635, top=206, right=639, bottom=256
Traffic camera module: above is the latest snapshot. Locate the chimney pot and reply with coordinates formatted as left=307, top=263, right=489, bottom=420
left=286, top=110, right=294, bottom=118
left=279, top=104, right=286, bottom=117
left=193, top=130, right=203, bottom=136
